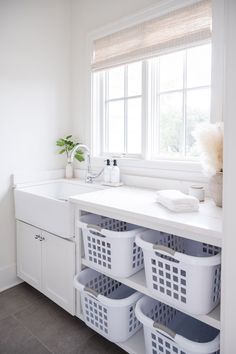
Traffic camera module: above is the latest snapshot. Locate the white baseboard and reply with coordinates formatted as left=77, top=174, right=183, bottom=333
left=0, top=263, right=23, bottom=292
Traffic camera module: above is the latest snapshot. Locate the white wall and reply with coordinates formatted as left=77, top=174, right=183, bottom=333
left=221, top=0, right=236, bottom=351
left=0, top=0, right=72, bottom=291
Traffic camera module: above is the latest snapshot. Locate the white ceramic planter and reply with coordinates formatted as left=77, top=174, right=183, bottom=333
left=65, top=162, right=73, bottom=179
left=209, top=172, right=223, bottom=207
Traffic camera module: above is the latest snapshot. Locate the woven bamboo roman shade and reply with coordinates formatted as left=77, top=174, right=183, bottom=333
left=91, top=0, right=212, bottom=71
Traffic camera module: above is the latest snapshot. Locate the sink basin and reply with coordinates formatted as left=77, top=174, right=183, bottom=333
left=14, top=180, right=105, bottom=238
left=17, top=180, right=104, bottom=201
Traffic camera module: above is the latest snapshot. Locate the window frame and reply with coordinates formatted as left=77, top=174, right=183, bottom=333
left=86, top=0, right=223, bottom=182
left=93, top=41, right=212, bottom=161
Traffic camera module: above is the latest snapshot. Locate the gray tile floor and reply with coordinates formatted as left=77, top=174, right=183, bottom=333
left=0, top=283, right=126, bottom=354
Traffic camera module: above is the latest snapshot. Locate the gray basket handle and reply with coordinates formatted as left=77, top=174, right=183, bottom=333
left=86, top=224, right=113, bottom=238
left=84, top=286, right=99, bottom=298
left=153, top=244, right=176, bottom=256
left=86, top=224, right=107, bottom=238
left=87, top=224, right=103, bottom=232
left=153, top=322, right=176, bottom=339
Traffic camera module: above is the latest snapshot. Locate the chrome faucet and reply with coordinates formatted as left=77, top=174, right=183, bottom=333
left=69, top=144, right=103, bottom=183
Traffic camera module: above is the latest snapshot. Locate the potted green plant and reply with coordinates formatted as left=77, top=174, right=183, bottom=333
left=56, top=135, right=84, bottom=178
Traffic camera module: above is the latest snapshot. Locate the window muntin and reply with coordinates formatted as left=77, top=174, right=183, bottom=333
left=94, top=43, right=211, bottom=160
left=103, top=61, right=143, bottom=156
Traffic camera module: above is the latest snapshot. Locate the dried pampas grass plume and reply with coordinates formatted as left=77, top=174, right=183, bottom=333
left=193, top=123, right=223, bottom=177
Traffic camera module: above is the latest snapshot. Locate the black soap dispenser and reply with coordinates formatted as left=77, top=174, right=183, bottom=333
left=111, top=159, right=120, bottom=184
left=104, top=159, right=111, bottom=183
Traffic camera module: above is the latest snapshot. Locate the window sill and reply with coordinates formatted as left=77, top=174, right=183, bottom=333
left=90, top=156, right=207, bottom=183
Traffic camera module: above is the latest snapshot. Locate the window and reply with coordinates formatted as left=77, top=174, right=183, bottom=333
left=91, top=0, right=212, bottom=161
left=102, top=62, right=143, bottom=156
left=93, top=43, right=211, bottom=160
left=151, top=43, right=211, bottom=159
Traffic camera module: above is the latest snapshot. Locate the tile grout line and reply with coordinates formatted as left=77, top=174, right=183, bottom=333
left=0, top=283, right=33, bottom=296
left=12, top=313, right=54, bottom=354
left=4, top=285, right=122, bottom=353
left=0, top=297, right=47, bottom=322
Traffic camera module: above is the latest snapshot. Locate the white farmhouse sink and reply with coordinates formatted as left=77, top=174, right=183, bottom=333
left=14, top=180, right=105, bottom=238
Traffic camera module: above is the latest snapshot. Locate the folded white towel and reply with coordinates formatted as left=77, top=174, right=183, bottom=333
left=156, top=190, right=199, bottom=212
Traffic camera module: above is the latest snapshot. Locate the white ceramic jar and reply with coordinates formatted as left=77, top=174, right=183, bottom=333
left=189, top=185, right=205, bottom=202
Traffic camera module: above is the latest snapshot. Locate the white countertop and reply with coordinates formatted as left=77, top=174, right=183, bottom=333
left=70, top=185, right=222, bottom=247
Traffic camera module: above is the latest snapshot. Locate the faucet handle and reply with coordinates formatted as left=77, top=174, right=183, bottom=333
left=86, top=174, right=94, bottom=184
left=85, top=168, right=104, bottom=184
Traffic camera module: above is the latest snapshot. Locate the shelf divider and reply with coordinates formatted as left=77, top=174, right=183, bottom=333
left=82, top=258, right=220, bottom=330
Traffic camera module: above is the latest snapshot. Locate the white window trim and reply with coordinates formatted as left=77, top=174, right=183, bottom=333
left=82, top=0, right=223, bottom=181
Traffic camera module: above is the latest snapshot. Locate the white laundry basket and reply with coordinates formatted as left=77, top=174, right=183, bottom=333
left=74, top=268, right=143, bottom=342
left=135, top=296, right=220, bottom=354
left=136, top=230, right=221, bottom=315
left=79, top=214, right=144, bottom=277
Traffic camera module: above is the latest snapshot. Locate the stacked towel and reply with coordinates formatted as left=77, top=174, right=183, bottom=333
left=156, top=190, right=199, bottom=212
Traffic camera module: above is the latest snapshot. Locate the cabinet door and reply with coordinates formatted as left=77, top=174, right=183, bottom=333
left=16, top=221, right=42, bottom=291
left=41, top=231, right=75, bottom=314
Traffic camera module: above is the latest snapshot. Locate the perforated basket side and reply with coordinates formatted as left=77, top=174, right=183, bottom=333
left=212, top=266, right=221, bottom=304
left=80, top=285, right=142, bottom=342
left=82, top=294, right=110, bottom=336
left=136, top=297, right=220, bottom=354
left=142, top=246, right=221, bottom=315
left=143, top=326, right=220, bottom=354
left=84, top=271, right=122, bottom=296
left=136, top=297, right=184, bottom=354
left=144, top=327, right=184, bottom=354
left=83, top=231, right=113, bottom=271
left=81, top=224, right=144, bottom=277
left=82, top=292, right=142, bottom=342
left=136, top=230, right=221, bottom=314
left=144, top=251, right=188, bottom=305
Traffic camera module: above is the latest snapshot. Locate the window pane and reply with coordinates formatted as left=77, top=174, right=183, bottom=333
left=127, top=98, right=142, bottom=154
left=107, top=100, right=124, bottom=153
left=187, top=44, right=211, bottom=88
left=159, top=92, right=183, bottom=157
left=186, top=88, right=211, bottom=156
left=159, top=51, right=184, bottom=92
left=108, top=66, right=124, bottom=99
left=128, top=61, right=142, bottom=96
